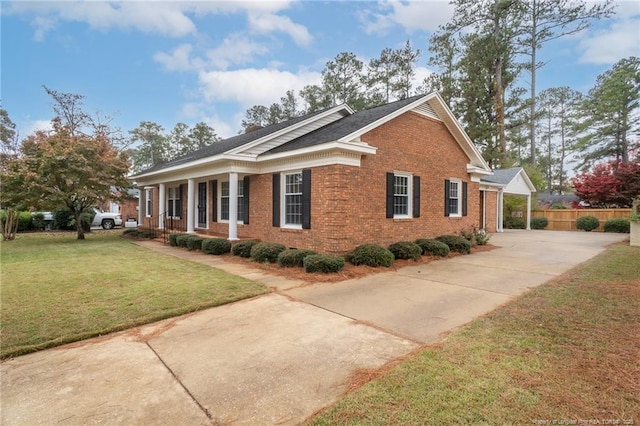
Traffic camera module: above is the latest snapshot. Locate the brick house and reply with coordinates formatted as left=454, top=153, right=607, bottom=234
left=132, top=93, right=522, bottom=254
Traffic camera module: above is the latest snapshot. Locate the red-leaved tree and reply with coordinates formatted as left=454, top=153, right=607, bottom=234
left=571, top=160, right=640, bottom=208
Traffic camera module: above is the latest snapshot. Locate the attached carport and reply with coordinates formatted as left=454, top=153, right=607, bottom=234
left=481, top=167, right=536, bottom=231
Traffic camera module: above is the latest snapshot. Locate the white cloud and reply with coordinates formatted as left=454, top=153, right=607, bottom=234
left=206, top=34, right=269, bottom=70
left=360, top=0, right=454, bottom=35
left=579, top=18, right=640, bottom=64
left=197, top=68, right=321, bottom=108
left=154, top=44, right=203, bottom=72
left=8, top=2, right=197, bottom=39
left=247, top=11, right=313, bottom=46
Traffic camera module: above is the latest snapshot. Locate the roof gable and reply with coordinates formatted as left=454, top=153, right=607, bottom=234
left=481, top=167, right=537, bottom=194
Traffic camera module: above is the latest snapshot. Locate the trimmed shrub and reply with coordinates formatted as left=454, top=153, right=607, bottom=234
left=277, top=249, right=317, bottom=267
left=168, top=233, right=185, bottom=247
left=531, top=217, right=549, bottom=230
left=123, top=228, right=139, bottom=236
left=250, top=242, right=286, bottom=263
left=435, top=235, right=472, bottom=254
left=415, top=238, right=450, bottom=257
left=31, top=213, right=46, bottom=230
left=176, top=234, right=191, bottom=248
left=137, top=229, right=157, bottom=239
left=347, top=244, right=394, bottom=267
left=576, top=216, right=600, bottom=232
left=303, top=254, right=345, bottom=273
left=202, top=238, right=232, bottom=255
left=185, top=236, right=204, bottom=251
left=231, top=240, right=259, bottom=258
left=504, top=217, right=526, bottom=229
left=603, top=218, right=630, bottom=233
left=388, top=241, right=422, bottom=261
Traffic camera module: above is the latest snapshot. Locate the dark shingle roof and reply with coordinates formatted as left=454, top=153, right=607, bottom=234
left=268, top=95, right=424, bottom=154
left=131, top=106, right=336, bottom=176
left=481, top=167, right=522, bottom=185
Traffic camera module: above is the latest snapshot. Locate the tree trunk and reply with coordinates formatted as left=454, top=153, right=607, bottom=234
left=493, top=2, right=506, bottom=159
left=74, top=211, right=85, bottom=240
left=529, top=0, right=538, bottom=165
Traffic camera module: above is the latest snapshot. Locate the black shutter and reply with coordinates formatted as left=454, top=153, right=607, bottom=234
left=413, top=176, right=421, bottom=218
left=386, top=172, right=395, bottom=218
left=302, top=169, right=311, bottom=229
left=444, top=179, right=450, bottom=217
left=243, top=176, right=250, bottom=224
left=176, top=185, right=183, bottom=218
left=272, top=173, right=280, bottom=227
left=211, top=180, right=217, bottom=222
left=462, top=181, right=468, bottom=217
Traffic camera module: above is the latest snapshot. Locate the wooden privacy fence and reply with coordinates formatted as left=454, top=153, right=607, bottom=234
left=531, top=209, right=632, bottom=232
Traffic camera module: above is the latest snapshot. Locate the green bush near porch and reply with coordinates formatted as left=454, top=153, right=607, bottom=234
left=435, top=235, right=472, bottom=254
left=202, top=238, right=232, bottom=255
left=250, top=242, right=286, bottom=263
left=347, top=244, right=395, bottom=267
left=231, top=240, right=258, bottom=258
left=415, top=239, right=450, bottom=257
left=303, top=254, right=345, bottom=273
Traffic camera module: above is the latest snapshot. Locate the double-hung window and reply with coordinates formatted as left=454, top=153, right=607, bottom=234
left=167, top=187, right=182, bottom=218
left=444, top=179, right=466, bottom=217
left=387, top=172, right=419, bottom=219
left=393, top=174, right=411, bottom=217
left=145, top=188, right=153, bottom=217
left=220, top=180, right=244, bottom=222
left=448, top=180, right=460, bottom=216
left=284, top=172, right=303, bottom=226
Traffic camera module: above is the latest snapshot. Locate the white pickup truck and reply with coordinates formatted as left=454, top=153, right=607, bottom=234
left=91, top=208, right=123, bottom=229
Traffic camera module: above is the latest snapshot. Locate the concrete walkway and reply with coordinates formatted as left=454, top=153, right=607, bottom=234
left=1, top=231, right=627, bottom=425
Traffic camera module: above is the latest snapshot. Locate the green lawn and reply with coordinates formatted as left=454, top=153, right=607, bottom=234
left=309, top=243, right=640, bottom=425
left=0, top=232, right=269, bottom=358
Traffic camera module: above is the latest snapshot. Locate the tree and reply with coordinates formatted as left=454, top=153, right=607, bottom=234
left=574, top=57, right=640, bottom=169
left=299, top=84, right=332, bottom=114
left=432, top=0, right=526, bottom=160
left=43, top=85, right=91, bottom=136
left=169, top=122, right=192, bottom=158
left=322, top=52, right=365, bottom=108
left=367, top=48, right=396, bottom=104
left=518, top=0, right=615, bottom=165
left=571, top=160, right=640, bottom=207
left=129, top=121, right=169, bottom=172
left=0, top=107, right=22, bottom=240
left=240, top=105, right=281, bottom=131
left=188, top=122, right=220, bottom=150
left=3, top=119, right=131, bottom=240
left=391, top=40, right=421, bottom=100
left=537, top=87, right=582, bottom=193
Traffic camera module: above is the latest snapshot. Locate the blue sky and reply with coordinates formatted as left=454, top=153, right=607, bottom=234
left=2, top=1, right=639, bottom=141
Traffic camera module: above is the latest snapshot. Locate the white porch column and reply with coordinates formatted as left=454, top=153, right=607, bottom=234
left=158, top=183, right=166, bottom=229
left=187, top=179, right=196, bottom=233
left=526, top=194, right=532, bottom=230
left=228, top=172, right=239, bottom=241
left=498, top=189, right=504, bottom=233
left=137, top=188, right=145, bottom=225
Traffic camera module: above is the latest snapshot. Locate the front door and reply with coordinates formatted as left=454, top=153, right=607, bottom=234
left=198, top=182, right=207, bottom=228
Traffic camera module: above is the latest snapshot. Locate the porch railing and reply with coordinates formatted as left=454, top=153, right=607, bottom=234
left=142, top=212, right=187, bottom=244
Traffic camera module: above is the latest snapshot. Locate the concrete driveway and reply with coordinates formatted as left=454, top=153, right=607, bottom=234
left=1, top=230, right=627, bottom=425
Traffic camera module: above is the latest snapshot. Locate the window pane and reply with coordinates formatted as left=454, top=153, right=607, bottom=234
left=393, top=175, right=409, bottom=216
left=284, top=173, right=303, bottom=225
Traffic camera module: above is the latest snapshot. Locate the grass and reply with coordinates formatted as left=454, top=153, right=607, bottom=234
left=0, top=231, right=269, bottom=358
left=308, top=243, right=640, bottom=425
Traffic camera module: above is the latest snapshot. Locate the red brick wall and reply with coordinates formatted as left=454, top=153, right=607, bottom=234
left=483, top=191, right=498, bottom=233
left=146, top=111, right=487, bottom=253
left=240, top=111, right=483, bottom=253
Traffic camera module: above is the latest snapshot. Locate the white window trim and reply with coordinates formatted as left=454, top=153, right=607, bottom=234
left=448, top=178, right=462, bottom=217
left=218, top=180, right=244, bottom=224
left=393, top=171, right=413, bottom=219
left=145, top=188, right=153, bottom=217
left=166, top=186, right=181, bottom=219
left=281, top=170, right=303, bottom=229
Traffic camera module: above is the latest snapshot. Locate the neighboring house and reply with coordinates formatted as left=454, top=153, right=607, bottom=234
left=97, top=188, right=140, bottom=221
left=131, top=92, right=529, bottom=254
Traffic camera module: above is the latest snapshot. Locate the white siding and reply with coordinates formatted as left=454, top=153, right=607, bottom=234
left=412, top=103, right=440, bottom=120
left=243, top=111, right=348, bottom=156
